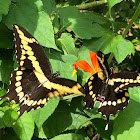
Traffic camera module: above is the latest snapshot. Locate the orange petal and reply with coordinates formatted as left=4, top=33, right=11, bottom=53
left=75, top=60, right=95, bottom=74
left=89, top=51, right=101, bottom=72
left=114, top=71, right=118, bottom=73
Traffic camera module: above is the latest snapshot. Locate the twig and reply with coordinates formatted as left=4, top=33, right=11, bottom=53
left=76, top=0, right=107, bottom=10
left=122, top=4, right=140, bottom=38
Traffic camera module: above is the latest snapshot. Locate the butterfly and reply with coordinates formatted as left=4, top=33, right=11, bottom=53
left=0, top=24, right=84, bottom=119
left=82, top=51, right=140, bottom=130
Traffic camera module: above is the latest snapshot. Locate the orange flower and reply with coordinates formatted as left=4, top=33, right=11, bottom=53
left=72, top=52, right=101, bottom=76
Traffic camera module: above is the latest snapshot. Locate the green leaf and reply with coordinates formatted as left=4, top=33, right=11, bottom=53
left=102, top=35, right=135, bottom=63
left=50, top=133, right=87, bottom=140
left=57, top=7, right=106, bottom=39
left=111, top=87, right=140, bottom=140
left=0, top=111, right=5, bottom=128
left=82, top=34, right=135, bottom=63
left=0, top=49, right=14, bottom=84
left=45, top=48, right=78, bottom=80
left=13, top=112, right=35, bottom=140
left=42, top=0, right=56, bottom=15
left=41, top=101, right=73, bottom=138
left=56, top=33, right=77, bottom=56
left=0, top=0, right=11, bottom=21
left=65, top=113, right=91, bottom=131
left=30, top=97, right=59, bottom=129
left=3, top=0, right=57, bottom=50
left=0, top=23, right=13, bottom=49
left=3, top=109, right=18, bottom=127
left=107, top=0, right=122, bottom=10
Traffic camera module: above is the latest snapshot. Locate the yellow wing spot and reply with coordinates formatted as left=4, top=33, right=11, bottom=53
left=28, top=56, right=37, bottom=61
left=89, top=86, right=93, bottom=90
left=122, top=97, right=126, bottom=103
left=107, top=101, right=111, bottom=106
left=48, top=92, right=54, bottom=98
left=125, top=92, right=129, bottom=97
left=137, top=75, right=140, bottom=80
left=124, top=83, right=129, bottom=86
left=15, top=81, right=21, bottom=87
left=26, top=50, right=34, bottom=56
left=119, top=84, right=124, bottom=89
left=20, top=44, right=23, bottom=48
left=19, top=35, right=34, bottom=43
left=17, top=29, right=24, bottom=36
left=114, top=87, right=119, bottom=92
left=112, top=101, right=116, bottom=106
left=129, top=79, right=134, bottom=83
left=114, top=78, right=121, bottom=82
left=133, top=80, right=137, bottom=83
left=89, top=91, right=93, bottom=95
left=98, top=71, right=104, bottom=80
left=102, top=101, right=107, bottom=106
left=53, top=91, right=59, bottom=96
left=21, top=49, right=26, bottom=55
left=76, top=83, right=82, bottom=89
left=23, top=99, right=30, bottom=105
left=90, top=76, right=94, bottom=80
left=21, top=39, right=28, bottom=45
left=37, top=99, right=42, bottom=105
left=16, top=76, right=22, bottom=81
left=88, top=81, right=92, bottom=86
left=93, top=97, right=96, bottom=102
left=37, top=106, right=40, bottom=109
left=21, top=67, right=25, bottom=70
left=20, top=55, right=26, bottom=60
left=121, top=79, right=125, bottom=82
left=23, top=44, right=32, bottom=51
left=20, top=61, right=24, bottom=66
left=27, top=100, right=34, bottom=106
left=92, top=94, right=95, bottom=99
left=15, top=86, right=22, bottom=93
left=32, top=101, right=37, bottom=106
left=125, top=79, right=129, bottom=82
left=16, top=71, right=23, bottom=76
left=41, top=98, right=47, bottom=104
left=108, top=79, right=114, bottom=85
left=117, top=99, right=122, bottom=104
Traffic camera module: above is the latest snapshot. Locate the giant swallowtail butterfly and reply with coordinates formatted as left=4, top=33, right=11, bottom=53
left=0, top=25, right=84, bottom=118
left=83, top=51, right=140, bottom=130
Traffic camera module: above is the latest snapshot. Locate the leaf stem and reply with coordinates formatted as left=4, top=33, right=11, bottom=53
left=122, top=4, right=140, bottom=38
left=76, top=0, right=107, bottom=10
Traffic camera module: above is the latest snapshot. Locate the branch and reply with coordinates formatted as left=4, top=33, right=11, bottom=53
left=76, top=0, right=107, bottom=10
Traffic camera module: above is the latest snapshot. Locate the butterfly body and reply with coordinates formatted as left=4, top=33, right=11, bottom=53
left=84, top=51, right=140, bottom=130
left=0, top=25, right=84, bottom=118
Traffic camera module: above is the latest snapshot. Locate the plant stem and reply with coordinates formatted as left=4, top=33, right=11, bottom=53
left=76, top=0, right=107, bottom=10
left=107, top=52, right=114, bottom=64
left=122, top=4, right=140, bottom=38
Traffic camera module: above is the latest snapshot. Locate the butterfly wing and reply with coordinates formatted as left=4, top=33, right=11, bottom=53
left=83, top=51, right=140, bottom=130
left=83, top=51, right=109, bottom=109
left=13, top=24, right=53, bottom=78
left=0, top=25, right=85, bottom=119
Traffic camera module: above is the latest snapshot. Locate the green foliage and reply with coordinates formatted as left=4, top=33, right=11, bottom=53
left=0, top=0, right=140, bottom=140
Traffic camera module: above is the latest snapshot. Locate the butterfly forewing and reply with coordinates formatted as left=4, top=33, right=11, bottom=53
left=13, top=24, right=53, bottom=78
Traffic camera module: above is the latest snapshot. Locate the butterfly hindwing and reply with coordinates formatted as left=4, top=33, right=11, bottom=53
left=84, top=51, right=140, bottom=130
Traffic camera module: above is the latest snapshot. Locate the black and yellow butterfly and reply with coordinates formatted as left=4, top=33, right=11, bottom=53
left=83, top=51, right=140, bottom=130
left=0, top=25, right=84, bottom=118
